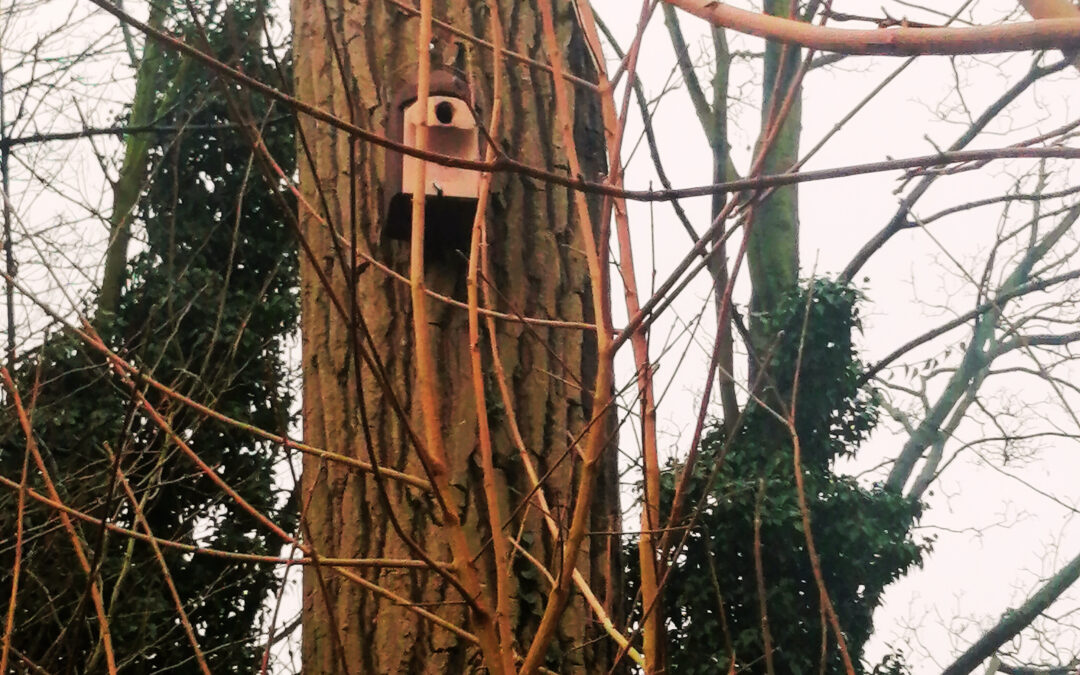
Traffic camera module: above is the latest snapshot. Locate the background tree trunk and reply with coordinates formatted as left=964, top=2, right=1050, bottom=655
left=747, top=0, right=801, bottom=363
left=292, top=2, right=620, bottom=672
left=97, top=0, right=167, bottom=318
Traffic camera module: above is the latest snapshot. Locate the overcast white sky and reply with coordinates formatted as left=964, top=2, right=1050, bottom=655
left=593, top=1, right=1080, bottom=672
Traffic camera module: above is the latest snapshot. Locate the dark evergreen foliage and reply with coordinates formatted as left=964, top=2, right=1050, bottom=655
left=627, top=280, right=930, bottom=674
left=0, top=4, right=298, bottom=671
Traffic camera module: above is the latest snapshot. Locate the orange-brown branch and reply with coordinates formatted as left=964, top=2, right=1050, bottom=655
left=407, top=1, right=506, bottom=670
left=0, top=369, right=118, bottom=674
left=519, top=2, right=617, bottom=672
left=666, top=0, right=1080, bottom=55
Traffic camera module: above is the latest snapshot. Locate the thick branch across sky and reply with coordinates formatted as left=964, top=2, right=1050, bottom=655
left=664, top=1, right=1080, bottom=55
left=941, top=549, right=1080, bottom=675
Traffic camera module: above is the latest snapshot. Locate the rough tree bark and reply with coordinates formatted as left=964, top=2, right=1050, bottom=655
left=293, top=1, right=619, bottom=672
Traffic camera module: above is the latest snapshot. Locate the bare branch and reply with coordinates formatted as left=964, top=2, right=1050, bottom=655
left=941, top=549, right=1080, bottom=675
left=665, top=0, right=1080, bottom=55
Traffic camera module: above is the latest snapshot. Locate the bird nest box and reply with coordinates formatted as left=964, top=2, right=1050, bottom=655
left=383, top=70, right=483, bottom=253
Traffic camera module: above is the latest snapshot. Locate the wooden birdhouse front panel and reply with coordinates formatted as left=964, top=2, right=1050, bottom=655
left=401, top=96, right=481, bottom=201
left=383, top=70, right=483, bottom=253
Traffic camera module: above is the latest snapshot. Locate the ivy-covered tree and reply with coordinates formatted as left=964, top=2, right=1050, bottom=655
left=629, top=280, right=930, bottom=674
left=0, top=2, right=298, bottom=671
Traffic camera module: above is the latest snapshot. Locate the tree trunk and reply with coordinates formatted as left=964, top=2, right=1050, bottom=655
left=292, top=2, right=619, bottom=672
left=747, top=0, right=801, bottom=362
left=98, top=1, right=166, bottom=318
